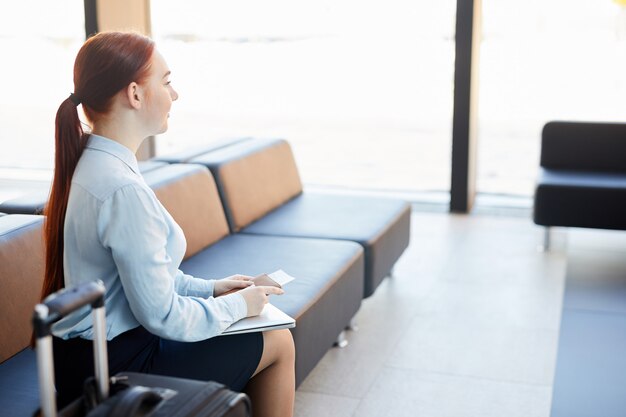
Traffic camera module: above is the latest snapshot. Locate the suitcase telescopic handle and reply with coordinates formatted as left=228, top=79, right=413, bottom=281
left=33, top=280, right=109, bottom=417
left=33, top=280, right=106, bottom=337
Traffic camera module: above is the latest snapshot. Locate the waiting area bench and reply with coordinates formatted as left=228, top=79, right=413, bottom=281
left=0, top=138, right=411, bottom=416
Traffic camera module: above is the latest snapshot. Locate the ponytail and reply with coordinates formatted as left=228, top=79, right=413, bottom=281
left=40, top=96, right=87, bottom=300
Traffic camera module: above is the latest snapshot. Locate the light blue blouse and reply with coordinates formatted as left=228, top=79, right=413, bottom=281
left=52, top=134, right=247, bottom=342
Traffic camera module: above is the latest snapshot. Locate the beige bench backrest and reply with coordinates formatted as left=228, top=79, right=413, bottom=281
left=0, top=215, right=44, bottom=362
left=144, top=164, right=230, bottom=258
left=215, top=139, right=303, bottom=232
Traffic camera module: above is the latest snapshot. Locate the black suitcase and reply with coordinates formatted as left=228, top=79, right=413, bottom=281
left=33, top=281, right=251, bottom=417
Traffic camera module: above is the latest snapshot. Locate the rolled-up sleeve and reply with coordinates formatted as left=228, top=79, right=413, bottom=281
left=98, top=184, right=247, bottom=341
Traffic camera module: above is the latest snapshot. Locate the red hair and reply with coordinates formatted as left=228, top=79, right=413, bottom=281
left=40, top=32, right=155, bottom=302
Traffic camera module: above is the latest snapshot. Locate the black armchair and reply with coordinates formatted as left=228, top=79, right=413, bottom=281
left=533, top=121, right=626, bottom=249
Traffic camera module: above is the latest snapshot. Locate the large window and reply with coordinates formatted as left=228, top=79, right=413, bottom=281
left=478, top=0, right=626, bottom=197
left=3, top=1, right=621, bottom=207
left=0, top=1, right=85, bottom=182
left=151, top=0, right=457, bottom=196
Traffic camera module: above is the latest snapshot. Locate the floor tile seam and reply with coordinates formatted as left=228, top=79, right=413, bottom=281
left=402, top=310, right=564, bottom=333
left=441, top=261, right=567, bottom=272
left=297, top=333, right=396, bottom=400
left=348, top=358, right=400, bottom=414
left=402, top=284, right=565, bottom=330
left=417, top=282, right=566, bottom=301
left=404, top=325, right=563, bottom=339
left=334, top=316, right=424, bottom=404
left=382, top=364, right=555, bottom=388
left=298, top=371, right=383, bottom=415
left=296, top=388, right=363, bottom=402
left=566, top=253, right=626, bottom=263
left=298, top=380, right=379, bottom=402
left=349, top=398, right=365, bottom=417
left=455, top=323, right=563, bottom=334
left=566, top=246, right=626, bottom=256
left=435, top=276, right=567, bottom=287
left=562, top=306, right=626, bottom=318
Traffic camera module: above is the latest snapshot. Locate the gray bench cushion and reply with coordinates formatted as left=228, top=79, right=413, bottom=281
left=0, top=160, right=168, bottom=215
left=0, top=189, right=48, bottom=215
left=533, top=168, right=626, bottom=230
left=242, top=192, right=411, bottom=298
left=180, top=233, right=364, bottom=386
left=0, top=349, right=38, bottom=417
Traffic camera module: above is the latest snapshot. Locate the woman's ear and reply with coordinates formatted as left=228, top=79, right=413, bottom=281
left=125, top=82, right=142, bottom=110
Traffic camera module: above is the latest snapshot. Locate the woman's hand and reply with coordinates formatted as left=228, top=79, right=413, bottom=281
left=239, top=285, right=284, bottom=317
left=213, top=274, right=254, bottom=297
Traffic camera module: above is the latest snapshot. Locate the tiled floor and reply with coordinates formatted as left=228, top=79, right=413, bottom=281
left=294, top=210, right=568, bottom=417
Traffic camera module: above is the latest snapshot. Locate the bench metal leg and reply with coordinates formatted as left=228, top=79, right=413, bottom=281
left=346, top=317, right=358, bottom=332
left=541, top=227, right=551, bottom=251
left=334, top=330, right=349, bottom=348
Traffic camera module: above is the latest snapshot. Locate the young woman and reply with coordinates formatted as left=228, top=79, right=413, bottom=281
left=42, top=31, right=295, bottom=417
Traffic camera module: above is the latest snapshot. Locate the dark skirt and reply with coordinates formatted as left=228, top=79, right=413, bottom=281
left=52, top=326, right=264, bottom=408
